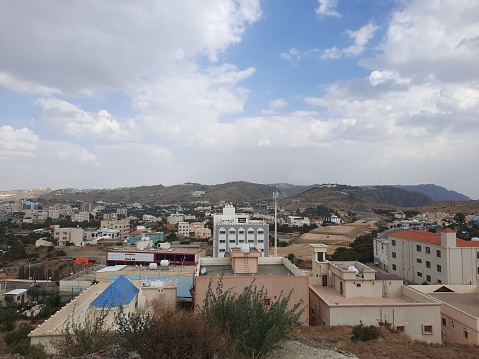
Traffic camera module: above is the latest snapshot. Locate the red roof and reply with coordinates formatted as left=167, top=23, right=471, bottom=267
left=130, top=231, right=142, bottom=235
left=390, top=230, right=479, bottom=247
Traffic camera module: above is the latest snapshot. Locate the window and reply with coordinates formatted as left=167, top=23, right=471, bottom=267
left=396, top=326, right=405, bottom=332
left=477, top=251, right=479, bottom=259
left=356, top=283, right=361, bottom=287
left=392, top=264, right=397, bottom=270
left=464, top=330, right=469, bottom=339
left=247, top=230, right=255, bottom=235
left=392, top=239, right=396, bottom=246
left=422, top=325, right=433, bottom=334
left=229, top=230, right=235, bottom=234
left=426, top=246, right=430, bottom=254
left=392, top=252, right=397, bottom=258
left=477, top=267, right=479, bottom=275
left=416, top=258, right=422, bottom=263
left=263, top=297, right=271, bottom=307
left=416, top=245, right=422, bottom=252
left=258, top=230, right=264, bottom=234
left=219, top=249, right=225, bottom=252
left=427, top=275, right=431, bottom=282
left=219, top=240, right=225, bottom=243
left=417, top=272, right=422, bottom=277
left=219, top=230, right=226, bottom=235
left=229, top=239, right=235, bottom=243
left=437, top=264, right=442, bottom=272
left=239, top=230, right=245, bottom=234
left=442, top=318, right=446, bottom=326
left=426, top=261, right=431, bottom=268
left=437, top=250, right=441, bottom=258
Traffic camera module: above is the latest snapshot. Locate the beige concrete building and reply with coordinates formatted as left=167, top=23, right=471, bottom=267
left=177, top=221, right=190, bottom=238
left=101, top=218, right=130, bottom=241
left=309, top=244, right=442, bottom=343
left=194, top=245, right=309, bottom=325
left=410, top=283, right=479, bottom=345
left=388, top=229, right=479, bottom=285
left=194, top=227, right=211, bottom=240
left=53, top=225, right=87, bottom=246
left=29, top=276, right=178, bottom=353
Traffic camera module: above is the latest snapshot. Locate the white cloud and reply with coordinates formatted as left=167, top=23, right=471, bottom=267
left=0, top=0, right=261, bottom=96
left=280, top=47, right=300, bottom=60
left=369, top=70, right=411, bottom=86
left=361, top=0, right=479, bottom=82
left=35, top=97, right=137, bottom=140
left=322, top=22, right=378, bottom=59
left=269, top=99, right=288, bottom=108
left=316, top=0, right=340, bottom=17
left=131, top=64, right=255, bottom=143
left=0, top=125, right=38, bottom=159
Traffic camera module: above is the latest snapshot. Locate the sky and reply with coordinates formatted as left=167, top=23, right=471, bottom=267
left=1, top=0, right=479, bottom=199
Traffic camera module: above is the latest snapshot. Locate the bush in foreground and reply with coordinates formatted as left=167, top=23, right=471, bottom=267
left=351, top=322, right=381, bottom=342
left=199, top=279, right=304, bottom=357
left=115, top=297, right=237, bottom=359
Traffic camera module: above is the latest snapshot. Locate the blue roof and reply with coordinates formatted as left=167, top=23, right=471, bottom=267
left=90, top=275, right=139, bottom=308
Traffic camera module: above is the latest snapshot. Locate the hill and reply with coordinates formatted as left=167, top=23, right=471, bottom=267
left=4, top=182, right=472, bottom=213
left=283, top=184, right=434, bottom=210
left=38, top=181, right=278, bottom=205
left=394, top=184, right=471, bottom=202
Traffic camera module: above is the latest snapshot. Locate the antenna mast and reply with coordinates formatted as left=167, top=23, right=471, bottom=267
left=274, top=189, right=278, bottom=257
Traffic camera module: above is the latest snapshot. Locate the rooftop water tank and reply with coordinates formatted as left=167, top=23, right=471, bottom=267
left=347, top=265, right=359, bottom=275
left=160, top=259, right=169, bottom=267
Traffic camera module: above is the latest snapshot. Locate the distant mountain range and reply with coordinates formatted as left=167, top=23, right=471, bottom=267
left=393, top=184, right=471, bottom=202
left=1, top=182, right=470, bottom=210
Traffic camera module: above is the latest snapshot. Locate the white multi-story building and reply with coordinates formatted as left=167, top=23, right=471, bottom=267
left=213, top=205, right=269, bottom=258
left=388, top=228, right=479, bottom=285
left=72, top=211, right=90, bottom=222
left=373, top=237, right=389, bottom=271
left=167, top=213, right=185, bottom=225
left=287, top=216, right=311, bottom=227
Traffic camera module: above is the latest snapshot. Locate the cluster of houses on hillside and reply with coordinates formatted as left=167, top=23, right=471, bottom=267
left=3, top=199, right=479, bottom=351
left=24, top=217, right=479, bottom=353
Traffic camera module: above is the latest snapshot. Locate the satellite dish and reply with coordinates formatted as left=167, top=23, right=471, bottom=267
left=240, top=243, right=250, bottom=254
left=200, top=267, right=207, bottom=275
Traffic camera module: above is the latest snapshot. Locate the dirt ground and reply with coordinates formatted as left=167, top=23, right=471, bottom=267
left=278, top=222, right=374, bottom=264
left=289, top=326, right=479, bottom=359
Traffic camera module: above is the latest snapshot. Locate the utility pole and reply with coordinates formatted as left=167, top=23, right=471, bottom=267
left=274, top=189, right=278, bottom=257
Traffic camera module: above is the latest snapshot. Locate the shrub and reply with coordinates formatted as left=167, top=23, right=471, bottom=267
left=351, top=322, right=381, bottom=342
left=115, top=297, right=236, bottom=359
left=52, top=306, right=113, bottom=356
left=199, top=278, right=304, bottom=357
left=4, top=324, right=46, bottom=359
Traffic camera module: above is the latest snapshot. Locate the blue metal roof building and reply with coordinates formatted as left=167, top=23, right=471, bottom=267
left=90, top=275, right=139, bottom=308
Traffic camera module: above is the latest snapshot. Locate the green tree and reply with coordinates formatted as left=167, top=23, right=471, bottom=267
left=454, top=212, right=466, bottom=225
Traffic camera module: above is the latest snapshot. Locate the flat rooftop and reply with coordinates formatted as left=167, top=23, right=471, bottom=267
left=430, top=293, right=479, bottom=317
left=310, top=285, right=416, bottom=306
left=200, top=264, right=294, bottom=277
left=109, top=247, right=204, bottom=254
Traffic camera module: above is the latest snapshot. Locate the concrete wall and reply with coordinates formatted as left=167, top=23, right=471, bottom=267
left=327, top=303, right=441, bottom=343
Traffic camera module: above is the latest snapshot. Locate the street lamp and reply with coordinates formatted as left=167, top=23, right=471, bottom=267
left=28, top=257, right=34, bottom=282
